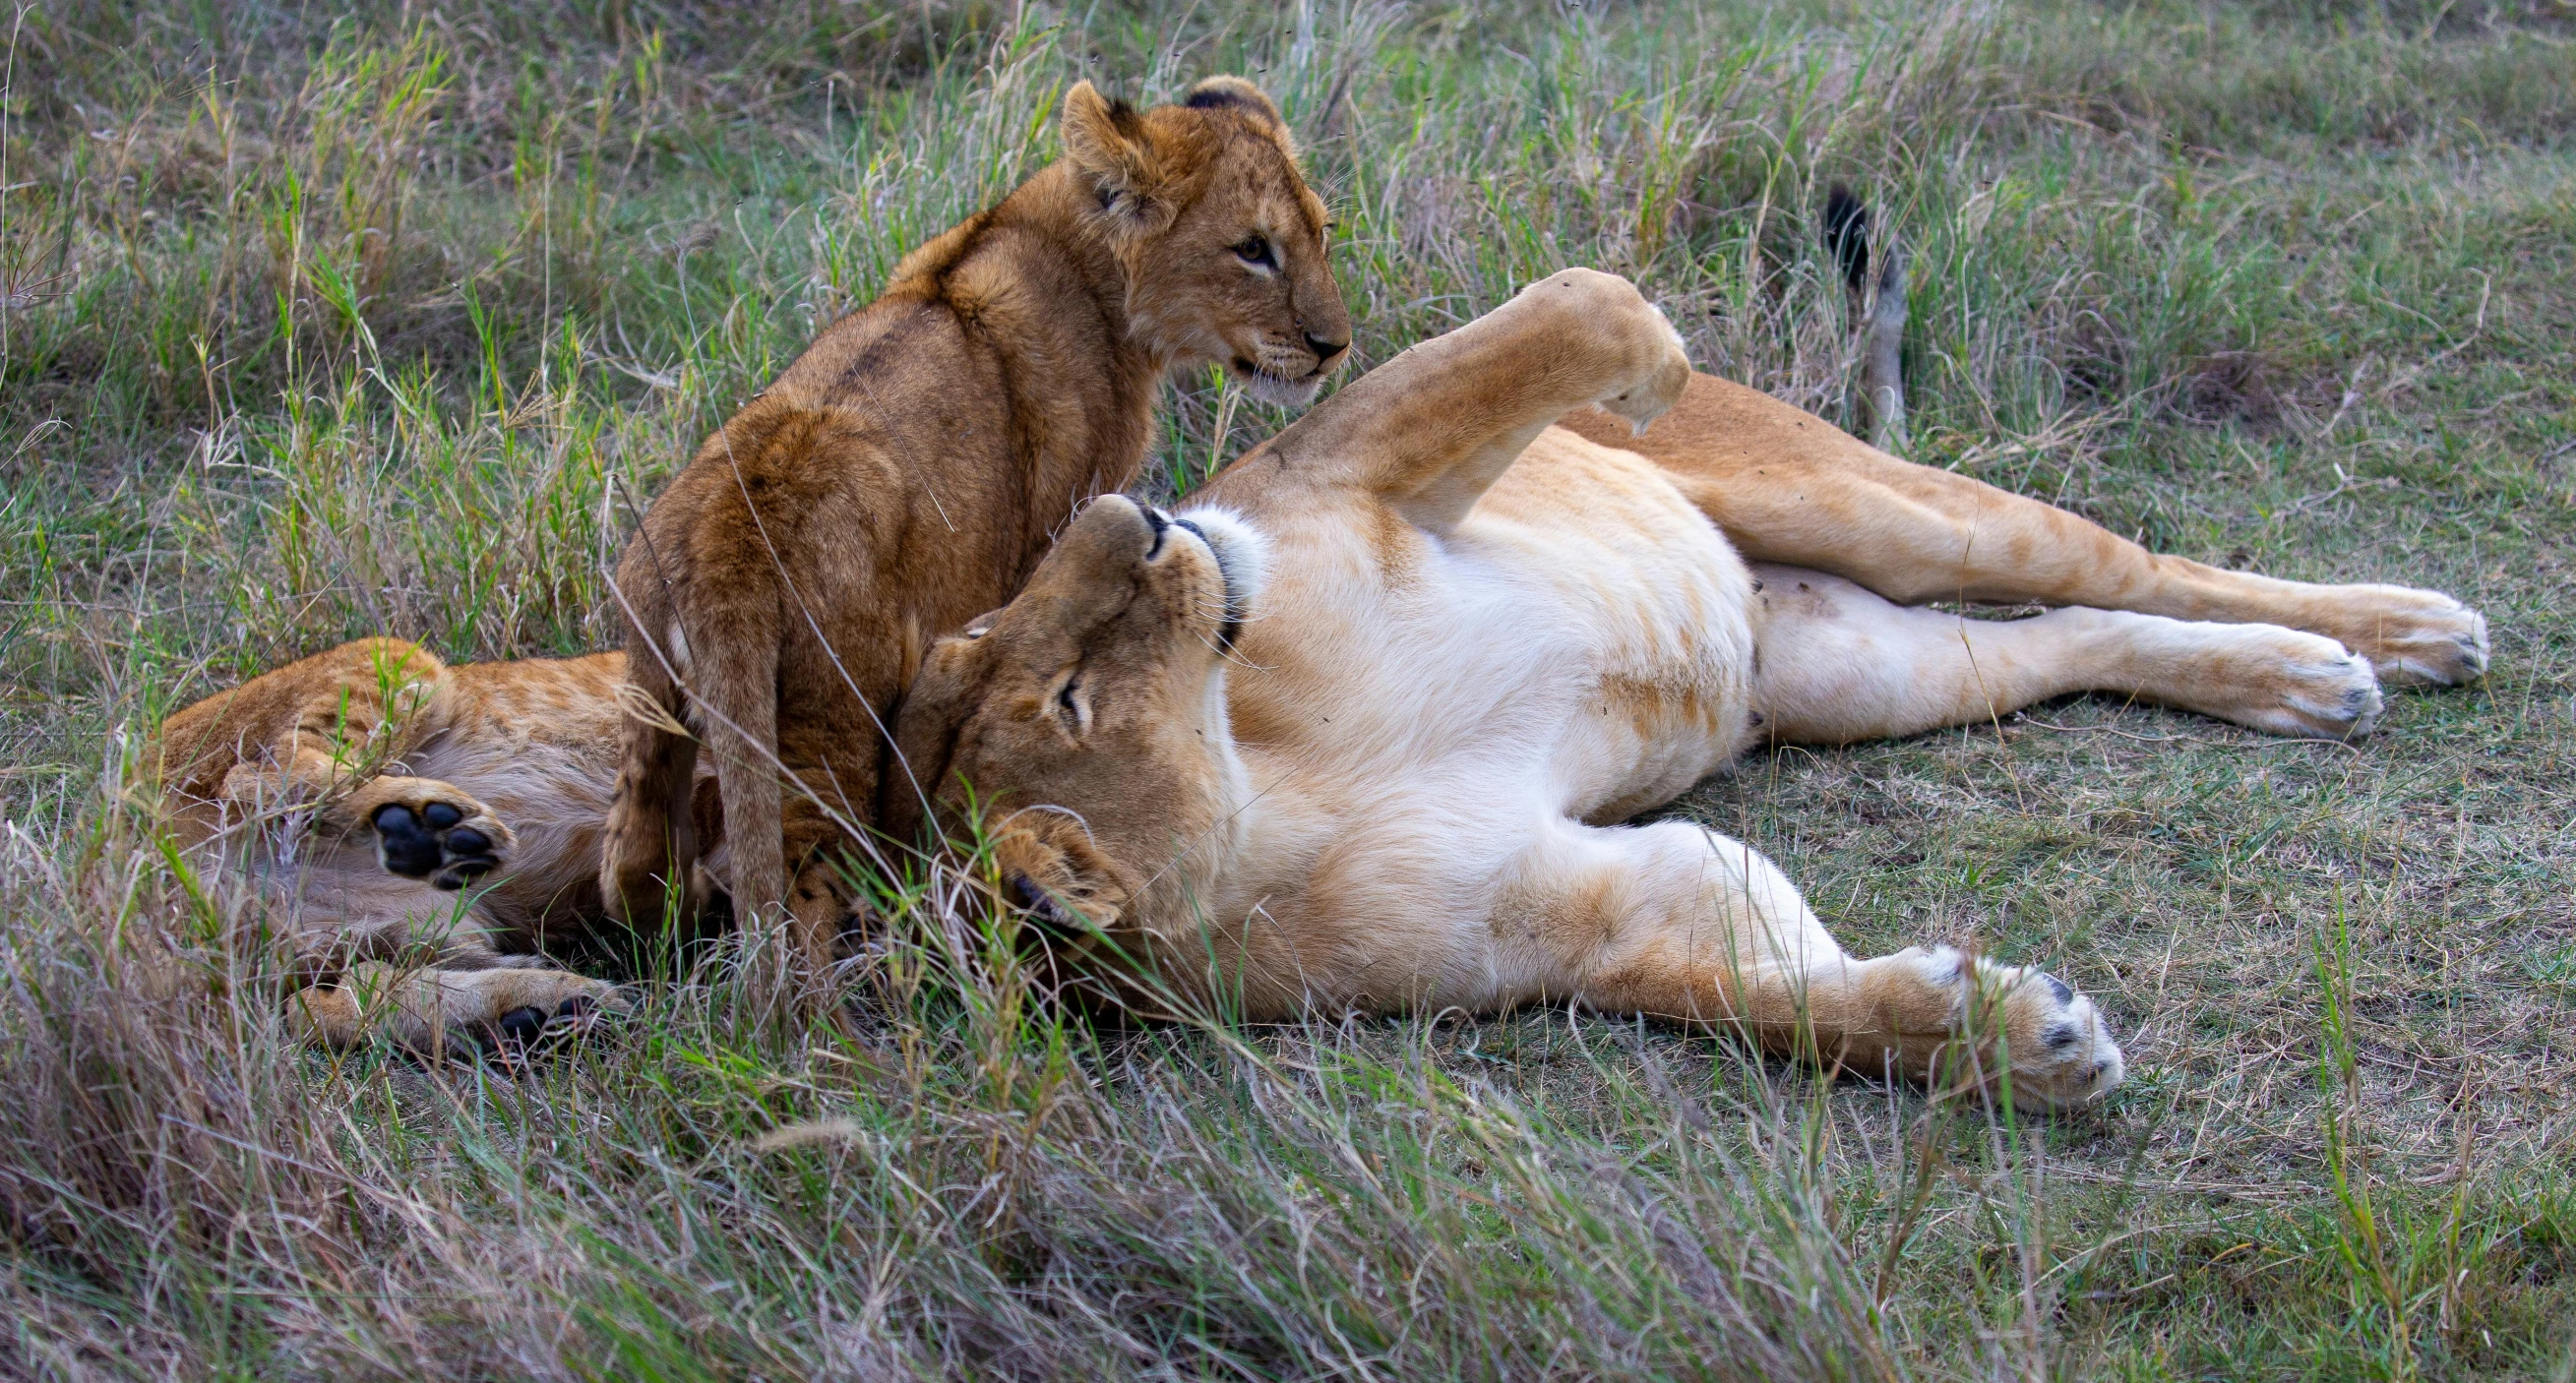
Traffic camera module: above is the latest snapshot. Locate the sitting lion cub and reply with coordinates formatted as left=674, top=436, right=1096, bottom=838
left=598, top=74, right=1350, bottom=1008
left=886, top=271, right=2479, bottom=1108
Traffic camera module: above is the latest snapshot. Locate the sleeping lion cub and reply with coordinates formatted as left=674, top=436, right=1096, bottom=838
left=886, top=271, right=2481, bottom=1109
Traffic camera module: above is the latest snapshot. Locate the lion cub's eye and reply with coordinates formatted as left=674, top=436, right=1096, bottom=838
left=1233, top=234, right=1275, bottom=270
left=1055, top=674, right=1088, bottom=733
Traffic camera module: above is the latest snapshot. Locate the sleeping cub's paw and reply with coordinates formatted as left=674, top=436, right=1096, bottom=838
left=473, top=971, right=629, bottom=1061
left=289, top=962, right=627, bottom=1060
left=355, top=781, right=515, bottom=889
left=1912, top=946, right=2125, bottom=1112
left=2324, top=585, right=2488, bottom=688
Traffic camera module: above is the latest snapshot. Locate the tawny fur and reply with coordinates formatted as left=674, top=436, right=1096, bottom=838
left=889, top=271, right=2488, bottom=1110
left=155, top=640, right=638, bottom=1052
left=598, top=77, right=1350, bottom=1007
left=161, top=250, right=2488, bottom=1060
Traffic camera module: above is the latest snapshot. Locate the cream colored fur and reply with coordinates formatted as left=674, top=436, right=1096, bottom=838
left=908, top=271, right=2357, bottom=1108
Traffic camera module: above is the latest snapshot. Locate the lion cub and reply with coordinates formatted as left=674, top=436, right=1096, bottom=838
left=155, top=639, right=639, bottom=1055
left=600, top=77, right=1349, bottom=1005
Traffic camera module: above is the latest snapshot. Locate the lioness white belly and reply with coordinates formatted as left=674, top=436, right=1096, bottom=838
left=1215, top=429, right=1757, bottom=1007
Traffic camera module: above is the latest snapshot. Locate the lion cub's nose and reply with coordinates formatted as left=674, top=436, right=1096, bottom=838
left=1304, top=331, right=1348, bottom=361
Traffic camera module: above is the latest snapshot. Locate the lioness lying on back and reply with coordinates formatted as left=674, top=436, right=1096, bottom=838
left=887, top=271, right=2483, bottom=1108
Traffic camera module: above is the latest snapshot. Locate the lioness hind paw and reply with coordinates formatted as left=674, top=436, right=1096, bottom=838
left=373, top=800, right=507, bottom=889
left=2374, top=603, right=2489, bottom=688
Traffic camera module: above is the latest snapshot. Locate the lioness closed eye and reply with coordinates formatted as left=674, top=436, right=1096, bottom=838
left=890, top=271, right=2482, bottom=1108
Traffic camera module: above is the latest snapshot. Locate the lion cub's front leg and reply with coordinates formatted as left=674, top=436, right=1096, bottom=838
left=288, top=961, right=625, bottom=1059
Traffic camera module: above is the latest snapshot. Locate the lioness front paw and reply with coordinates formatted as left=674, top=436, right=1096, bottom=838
left=372, top=797, right=511, bottom=890
left=1522, top=269, right=1691, bottom=431
left=1911, top=946, right=2125, bottom=1112
left=2329, top=586, right=2488, bottom=688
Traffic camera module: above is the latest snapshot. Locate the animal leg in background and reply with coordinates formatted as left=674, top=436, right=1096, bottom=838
left=1556, top=376, right=2488, bottom=686
left=1746, top=565, right=2385, bottom=742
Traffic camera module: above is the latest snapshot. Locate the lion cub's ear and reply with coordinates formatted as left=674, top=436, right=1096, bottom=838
left=1063, top=80, right=1174, bottom=238
left=1183, top=76, right=1283, bottom=127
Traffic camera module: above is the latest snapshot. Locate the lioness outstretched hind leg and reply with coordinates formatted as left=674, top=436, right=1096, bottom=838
left=1559, top=369, right=2489, bottom=688
left=1748, top=565, right=2384, bottom=742
left=1520, top=819, right=2123, bottom=1111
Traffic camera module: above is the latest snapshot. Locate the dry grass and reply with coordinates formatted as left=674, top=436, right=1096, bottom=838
left=3, top=0, right=2573, bottom=1376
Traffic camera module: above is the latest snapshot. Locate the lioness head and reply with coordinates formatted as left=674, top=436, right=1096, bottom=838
left=1061, top=77, right=1350, bottom=405
left=887, top=495, right=1264, bottom=941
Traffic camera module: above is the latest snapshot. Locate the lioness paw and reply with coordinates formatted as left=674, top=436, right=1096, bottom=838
left=1908, top=945, right=2125, bottom=1111
left=1519, top=269, right=1691, bottom=431
left=2331, top=586, right=2488, bottom=687
left=369, top=795, right=512, bottom=889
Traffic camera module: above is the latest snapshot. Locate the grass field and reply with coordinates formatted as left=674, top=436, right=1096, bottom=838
left=5, top=0, right=2574, bottom=1376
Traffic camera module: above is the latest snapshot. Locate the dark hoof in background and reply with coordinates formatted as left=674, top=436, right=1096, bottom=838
left=372, top=803, right=504, bottom=890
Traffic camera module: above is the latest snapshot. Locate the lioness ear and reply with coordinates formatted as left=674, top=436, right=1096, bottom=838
left=1184, top=75, right=1283, bottom=127
left=1062, top=80, right=1172, bottom=237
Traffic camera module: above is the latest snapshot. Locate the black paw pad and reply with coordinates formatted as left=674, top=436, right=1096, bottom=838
left=373, top=805, right=443, bottom=877
left=372, top=801, right=503, bottom=888
left=557, top=994, right=598, bottom=1020
left=494, top=1005, right=547, bottom=1047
